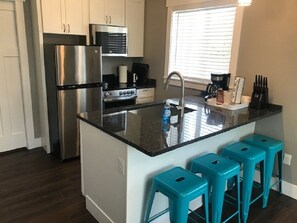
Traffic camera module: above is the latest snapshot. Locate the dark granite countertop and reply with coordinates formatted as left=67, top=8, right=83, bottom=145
left=77, top=96, right=282, bottom=157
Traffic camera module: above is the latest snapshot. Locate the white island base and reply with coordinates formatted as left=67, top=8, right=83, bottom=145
left=80, top=120, right=255, bottom=223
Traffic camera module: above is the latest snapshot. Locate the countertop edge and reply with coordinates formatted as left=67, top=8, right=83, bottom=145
left=77, top=102, right=282, bottom=157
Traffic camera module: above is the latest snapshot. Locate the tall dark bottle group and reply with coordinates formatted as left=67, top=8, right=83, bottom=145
left=249, top=75, right=269, bottom=109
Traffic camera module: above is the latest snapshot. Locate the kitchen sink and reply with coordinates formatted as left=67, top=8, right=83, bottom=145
left=169, top=103, right=195, bottom=116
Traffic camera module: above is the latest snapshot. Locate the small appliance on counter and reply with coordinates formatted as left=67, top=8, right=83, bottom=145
left=205, top=75, right=250, bottom=110
left=127, top=72, right=137, bottom=86
left=132, top=62, right=149, bottom=85
left=119, top=65, right=128, bottom=83
left=204, top=73, right=231, bottom=100
left=249, top=75, right=269, bottom=109
left=103, top=74, right=118, bottom=90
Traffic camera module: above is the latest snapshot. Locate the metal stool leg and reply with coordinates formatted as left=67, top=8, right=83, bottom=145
left=144, top=183, right=156, bottom=223
left=236, top=174, right=241, bottom=223
left=174, top=199, right=189, bottom=223
left=204, top=190, right=210, bottom=223
left=278, top=150, right=283, bottom=194
left=242, top=162, right=256, bottom=223
left=211, top=177, right=226, bottom=223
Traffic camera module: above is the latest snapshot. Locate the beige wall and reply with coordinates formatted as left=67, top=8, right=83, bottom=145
left=237, top=0, right=297, bottom=184
left=143, top=0, right=167, bottom=99
left=144, top=0, right=297, bottom=185
left=143, top=0, right=200, bottom=100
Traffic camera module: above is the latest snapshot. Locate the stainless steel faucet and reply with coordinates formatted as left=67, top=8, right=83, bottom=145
left=164, top=71, right=185, bottom=117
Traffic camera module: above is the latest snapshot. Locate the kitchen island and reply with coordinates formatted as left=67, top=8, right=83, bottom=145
left=78, top=96, right=282, bottom=223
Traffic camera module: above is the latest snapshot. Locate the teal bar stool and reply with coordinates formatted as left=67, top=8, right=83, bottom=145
left=222, top=142, right=266, bottom=223
left=190, top=153, right=241, bottom=223
left=242, top=134, right=284, bottom=207
left=144, top=166, right=209, bottom=223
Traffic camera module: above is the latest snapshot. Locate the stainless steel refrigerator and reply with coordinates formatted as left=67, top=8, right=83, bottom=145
left=54, top=45, right=102, bottom=160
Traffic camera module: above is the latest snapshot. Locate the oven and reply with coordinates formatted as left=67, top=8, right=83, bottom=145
left=103, top=88, right=137, bottom=110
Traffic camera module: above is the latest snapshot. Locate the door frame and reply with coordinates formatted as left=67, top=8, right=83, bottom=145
left=3, top=0, right=41, bottom=149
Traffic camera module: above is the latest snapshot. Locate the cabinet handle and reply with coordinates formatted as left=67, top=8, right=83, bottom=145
left=68, top=24, right=70, bottom=33
left=63, top=24, right=66, bottom=33
left=105, top=15, right=108, bottom=24
left=109, top=16, right=111, bottom=24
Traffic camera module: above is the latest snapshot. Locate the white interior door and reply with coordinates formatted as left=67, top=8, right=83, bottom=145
left=0, top=1, right=26, bottom=152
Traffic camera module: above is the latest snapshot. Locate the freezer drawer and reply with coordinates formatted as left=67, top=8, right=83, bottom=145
left=57, top=87, right=102, bottom=159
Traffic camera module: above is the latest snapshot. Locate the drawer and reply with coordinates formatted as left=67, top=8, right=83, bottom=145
left=137, top=88, right=155, bottom=98
left=136, top=97, right=154, bottom=104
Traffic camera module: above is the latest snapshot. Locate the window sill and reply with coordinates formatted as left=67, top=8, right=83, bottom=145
left=163, top=77, right=209, bottom=91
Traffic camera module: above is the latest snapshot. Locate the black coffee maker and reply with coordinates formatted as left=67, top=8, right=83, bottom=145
left=205, top=73, right=231, bottom=100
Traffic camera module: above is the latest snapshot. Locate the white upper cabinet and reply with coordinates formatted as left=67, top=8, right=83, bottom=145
left=41, top=0, right=86, bottom=35
left=126, top=0, right=145, bottom=57
left=90, top=0, right=125, bottom=26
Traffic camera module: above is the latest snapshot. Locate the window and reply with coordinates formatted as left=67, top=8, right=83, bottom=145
left=165, top=0, right=243, bottom=88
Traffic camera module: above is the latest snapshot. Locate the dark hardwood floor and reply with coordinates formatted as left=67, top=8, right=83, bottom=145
left=0, top=148, right=97, bottom=223
left=0, top=147, right=297, bottom=223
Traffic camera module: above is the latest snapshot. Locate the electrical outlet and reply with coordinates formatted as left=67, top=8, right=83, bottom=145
left=283, top=153, right=292, bottom=166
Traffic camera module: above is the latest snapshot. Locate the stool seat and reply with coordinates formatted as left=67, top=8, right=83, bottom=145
left=191, top=153, right=240, bottom=177
left=222, top=142, right=266, bottom=223
left=155, top=166, right=208, bottom=199
left=223, top=142, right=266, bottom=163
left=243, top=134, right=283, bottom=151
left=191, top=153, right=240, bottom=223
left=144, top=166, right=209, bottom=223
left=243, top=134, right=284, bottom=207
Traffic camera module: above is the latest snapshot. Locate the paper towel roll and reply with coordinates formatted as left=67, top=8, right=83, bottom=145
left=119, top=65, right=127, bottom=83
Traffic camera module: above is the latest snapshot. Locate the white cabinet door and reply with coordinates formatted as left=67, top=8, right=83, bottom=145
left=65, top=0, right=85, bottom=35
left=107, top=0, right=125, bottom=26
left=126, top=0, right=144, bottom=57
left=0, top=2, right=26, bottom=152
left=41, top=0, right=86, bottom=35
left=41, top=0, right=65, bottom=34
left=90, top=0, right=125, bottom=26
left=89, top=0, right=106, bottom=24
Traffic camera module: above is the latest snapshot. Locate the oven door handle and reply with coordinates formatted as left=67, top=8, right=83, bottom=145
left=103, top=95, right=137, bottom=102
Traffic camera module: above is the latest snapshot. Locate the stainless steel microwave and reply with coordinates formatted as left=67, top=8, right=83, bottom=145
left=89, top=24, right=127, bottom=57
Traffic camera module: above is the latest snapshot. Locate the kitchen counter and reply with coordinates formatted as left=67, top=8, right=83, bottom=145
left=102, top=77, right=156, bottom=91
left=78, top=96, right=282, bottom=223
left=78, top=96, right=282, bottom=156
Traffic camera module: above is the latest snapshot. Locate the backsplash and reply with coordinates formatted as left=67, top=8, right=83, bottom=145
left=102, top=57, right=142, bottom=75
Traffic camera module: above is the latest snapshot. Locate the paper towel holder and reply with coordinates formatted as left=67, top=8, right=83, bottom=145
left=119, top=65, right=128, bottom=84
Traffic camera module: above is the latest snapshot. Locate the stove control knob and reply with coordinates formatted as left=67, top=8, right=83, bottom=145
left=119, top=91, right=123, bottom=96
left=131, top=90, right=135, bottom=95
left=123, top=91, right=127, bottom=95
left=127, top=91, right=130, bottom=95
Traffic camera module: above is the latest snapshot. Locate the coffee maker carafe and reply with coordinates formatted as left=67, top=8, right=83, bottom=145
left=205, top=73, right=231, bottom=100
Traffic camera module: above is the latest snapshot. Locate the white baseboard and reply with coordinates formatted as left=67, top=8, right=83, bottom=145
left=280, top=180, right=297, bottom=200
left=254, top=170, right=297, bottom=200
left=27, top=137, right=42, bottom=149
left=86, top=195, right=114, bottom=223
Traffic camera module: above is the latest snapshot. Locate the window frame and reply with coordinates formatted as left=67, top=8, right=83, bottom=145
left=164, top=0, right=244, bottom=90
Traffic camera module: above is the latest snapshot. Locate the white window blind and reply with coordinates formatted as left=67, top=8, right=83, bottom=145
left=168, top=5, right=236, bottom=83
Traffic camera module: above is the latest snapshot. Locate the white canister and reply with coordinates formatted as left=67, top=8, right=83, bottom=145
left=119, top=65, right=128, bottom=83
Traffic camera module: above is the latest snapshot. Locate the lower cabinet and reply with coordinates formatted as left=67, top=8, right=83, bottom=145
left=136, top=88, right=155, bottom=104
